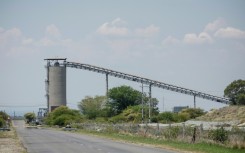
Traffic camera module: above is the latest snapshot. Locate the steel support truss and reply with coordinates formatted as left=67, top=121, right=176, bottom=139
left=65, top=61, right=230, bottom=104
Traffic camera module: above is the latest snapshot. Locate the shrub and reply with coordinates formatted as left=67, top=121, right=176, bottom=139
left=179, top=108, right=206, bottom=119
left=158, top=112, right=176, bottom=123
left=163, top=126, right=180, bottom=139
left=53, top=114, right=74, bottom=126
left=208, top=127, right=228, bottom=143
left=44, top=106, right=82, bottom=126
left=0, top=111, right=9, bottom=121
left=177, top=112, right=190, bottom=122
left=151, top=116, right=158, bottom=123
left=0, top=118, right=5, bottom=127
left=109, top=115, right=126, bottom=123
left=24, top=112, right=36, bottom=124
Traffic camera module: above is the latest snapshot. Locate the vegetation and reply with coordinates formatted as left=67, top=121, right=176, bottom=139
left=0, top=123, right=27, bottom=153
left=76, top=85, right=159, bottom=121
left=156, top=108, right=205, bottom=123
left=0, top=111, right=9, bottom=127
left=197, top=106, right=245, bottom=122
left=24, top=112, right=36, bottom=124
left=107, top=85, right=142, bottom=115
left=179, top=108, right=206, bottom=119
left=208, top=127, right=228, bottom=143
left=42, top=84, right=245, bottom=152
left=78, top=96, right=107, bottom=119
left=224, top=79, right=245, bottom=105
left=44, top=106, right=82, bottom=126
left=76, top=127, right=245, bottom=153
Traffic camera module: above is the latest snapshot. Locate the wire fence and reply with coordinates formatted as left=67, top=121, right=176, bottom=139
left=72, top=122, right=245, bottom=149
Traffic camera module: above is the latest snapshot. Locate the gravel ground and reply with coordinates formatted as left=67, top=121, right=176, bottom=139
left=0, top=126, right=26, bottom=153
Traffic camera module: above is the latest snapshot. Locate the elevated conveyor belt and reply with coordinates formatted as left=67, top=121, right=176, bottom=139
left=66, top=61, right=230, bottom=104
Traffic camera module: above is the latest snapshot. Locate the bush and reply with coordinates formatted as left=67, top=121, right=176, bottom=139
left=44, top=106, right=82, bottom=126
left=208, top=127, right=228, bottom=143
left=177, top=112, right=190, bottom=122
left=179, top=108, right=206, bottom=119
left=163, top=126, right=180, bottom=139
left=53, top=114, right=74, bottom=126
left=24, top=112, right=36, bottom=124
left=158, top=112, right=177, bottom=123
left=151, top=116, right=158, bottom=123
left=0, top=118, right=5, bottom=127
left=0, top=111, right=9, bottom=121
left=109, top=115, right=126, bottom=123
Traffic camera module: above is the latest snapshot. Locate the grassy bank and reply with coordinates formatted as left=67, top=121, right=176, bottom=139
left=73, top=129, right=244, bottom=153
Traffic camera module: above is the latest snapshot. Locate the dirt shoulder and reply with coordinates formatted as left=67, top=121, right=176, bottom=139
left=0, top=125, right=26, bottom=153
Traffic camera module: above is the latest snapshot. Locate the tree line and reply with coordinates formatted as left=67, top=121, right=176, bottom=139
left=24, top=79, right=245, bottom=126
left=43, top=85, right=205, bottom=126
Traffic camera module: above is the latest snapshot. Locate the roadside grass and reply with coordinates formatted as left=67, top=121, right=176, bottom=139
left=0, top=126, right=27, bottom=153
left=74, top=129, right=244, bottom=153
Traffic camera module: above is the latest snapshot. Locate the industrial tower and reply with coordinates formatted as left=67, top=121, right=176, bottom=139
left=45, top=58, right=67, bottom=112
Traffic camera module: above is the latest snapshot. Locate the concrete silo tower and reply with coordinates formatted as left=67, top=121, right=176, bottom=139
left=44, top=58, right=67, bottom=112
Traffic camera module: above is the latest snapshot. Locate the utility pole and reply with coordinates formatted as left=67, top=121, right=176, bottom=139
left=140, top=84, right=149, bottom=124
left=141, top=83, right=144, bottom=124
left=194, top=95, right=196, bottom=109
left=148, top=84, right=152, bottom=123
left=106, top=73, right=109, bottom=97
left=163, top=96, right=164, bottom=112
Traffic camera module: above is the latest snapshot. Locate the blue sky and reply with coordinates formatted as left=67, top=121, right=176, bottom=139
left=0, top=0, right=245, bottom=116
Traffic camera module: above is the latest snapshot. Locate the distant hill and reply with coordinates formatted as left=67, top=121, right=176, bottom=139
left=196, top=106, right=245, bottom=123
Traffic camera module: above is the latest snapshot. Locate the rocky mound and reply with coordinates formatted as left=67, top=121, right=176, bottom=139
left=197, top=106, right=245, bottom=123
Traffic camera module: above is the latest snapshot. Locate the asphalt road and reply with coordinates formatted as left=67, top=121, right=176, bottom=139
left=14, top=120, right=178, bottom=153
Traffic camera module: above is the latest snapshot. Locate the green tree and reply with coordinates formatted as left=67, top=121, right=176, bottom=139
left=237, top=94, right=245, bottom=105
left=224, top=79, right=245, bottom=105
left=108, top=85, right=142, bottom=115
left=78, top=96, right=106, bottom=119
left=24, top=112, right=36, bottom=123
left=144, top=97, right=159, bottom=116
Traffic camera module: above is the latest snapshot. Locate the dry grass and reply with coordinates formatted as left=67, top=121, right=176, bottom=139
left=0, top=127, right=26, bottom=153
left=197, top=106, right=245, bottom=123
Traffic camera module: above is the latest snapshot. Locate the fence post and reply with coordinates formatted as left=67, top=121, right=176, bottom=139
left=200, top=123, right=203, bottom=140
left=182, top=122, right=185, bottom=139
left=191, top=126, right=197, bottom=143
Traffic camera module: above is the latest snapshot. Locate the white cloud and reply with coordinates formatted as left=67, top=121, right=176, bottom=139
left=0, top=27, right=38, bottom=57
left=214, top=27, right=245, bottom=39
left=36, top=24, right=75, bottom=47
left=97, top=18, right=129, bottom=36
left=45, top=24, right=61, bottom=38
left=183, top=32, right=213, bottom=44
left=135, top=24, right=160, bottom=37
left=22, top=38, right=33, bottom=45
left=111, top=18, right=127, bottom=26
left=204, top=18, right=225, bottom=32
left=0, top=27, right=22, bottom=46
left=162, top=36, right=180, bottom=45
left=39, top=37, right=56, bottom=46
